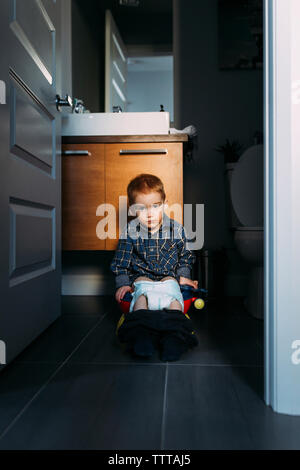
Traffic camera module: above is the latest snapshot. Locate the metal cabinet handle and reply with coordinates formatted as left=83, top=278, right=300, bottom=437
left=119, top=149, right=168, bottom=155
left=62, top=150, right=91, bottom=156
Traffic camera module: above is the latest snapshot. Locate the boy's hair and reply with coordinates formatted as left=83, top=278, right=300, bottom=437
left=127, top=173, right=166, bottom=206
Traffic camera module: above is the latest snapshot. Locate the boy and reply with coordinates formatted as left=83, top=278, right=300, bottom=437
left=110, top=173, right=199, bottom=361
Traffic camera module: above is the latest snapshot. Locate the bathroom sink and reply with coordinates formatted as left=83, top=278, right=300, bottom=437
left=61, top=112, right=170, bottom=136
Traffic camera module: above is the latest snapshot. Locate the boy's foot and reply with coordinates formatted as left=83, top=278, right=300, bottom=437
left=133, top=335, right=155, bottom=357
left=160, top=335, right=188, bottom=362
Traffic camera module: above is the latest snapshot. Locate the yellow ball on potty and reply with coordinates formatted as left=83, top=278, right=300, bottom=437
left=194, top=298, right=205, bottom=310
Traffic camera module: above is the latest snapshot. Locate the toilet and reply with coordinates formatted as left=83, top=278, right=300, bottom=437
left=229, top=144, right=264, bottom=319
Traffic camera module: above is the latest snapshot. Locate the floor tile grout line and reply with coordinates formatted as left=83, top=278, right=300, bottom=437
left=229, top=371, right=256, bottom=449
left=0, top=312, right=109, bottom=443
left=14, top=360, right=167, bottom=366
left=165, top=363, right=264, bottom=367
left=13, top=361, right=264, bottom=367
left=160, top=363, right=169, bottom=450
left=61, top=314, right=106, bottom=317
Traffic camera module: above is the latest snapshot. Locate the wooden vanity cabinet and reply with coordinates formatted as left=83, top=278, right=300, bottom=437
left=62, top=136, right=187, bottom=251
left=62, top=143, right=105, bottom=250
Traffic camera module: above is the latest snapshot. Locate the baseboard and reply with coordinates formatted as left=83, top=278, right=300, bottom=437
left=62, top=274, right=115, bottom=296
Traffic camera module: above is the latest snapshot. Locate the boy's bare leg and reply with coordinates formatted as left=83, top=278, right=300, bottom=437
left=160, top=276, right=183, bottom=311
left=133, top=294, right=148, bottom=311
left=132, top=276, right=154, bottom=311
left=168, top=300, right=183, bottom=311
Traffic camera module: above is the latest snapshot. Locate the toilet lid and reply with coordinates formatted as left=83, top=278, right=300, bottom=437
left=230, top=144, right=264, bottom=227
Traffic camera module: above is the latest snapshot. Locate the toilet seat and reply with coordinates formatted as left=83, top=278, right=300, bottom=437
left=230, top=144, right=264, bottom=227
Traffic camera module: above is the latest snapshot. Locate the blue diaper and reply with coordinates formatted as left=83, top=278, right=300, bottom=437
left=129, top=279, right=184, bottom=312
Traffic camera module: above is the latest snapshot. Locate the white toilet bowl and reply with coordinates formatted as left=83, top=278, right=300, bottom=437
left=233, top=226, right=264, bottom=319
left=230, top=144, right=264, bottom=319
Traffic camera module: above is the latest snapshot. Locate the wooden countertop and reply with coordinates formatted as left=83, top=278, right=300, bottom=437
left=62, top=134, right=189, bottom=144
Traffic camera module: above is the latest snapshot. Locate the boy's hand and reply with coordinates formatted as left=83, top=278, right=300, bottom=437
left=115, top=285, right=133, bottom=303
left=179, top=277, right=198, bottom=289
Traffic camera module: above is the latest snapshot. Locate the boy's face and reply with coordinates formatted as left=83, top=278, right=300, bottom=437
left=132, top=191, right=165, bottom=232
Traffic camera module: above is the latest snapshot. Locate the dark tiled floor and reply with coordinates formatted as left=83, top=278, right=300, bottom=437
left=0, top=296, right=299, bottom=449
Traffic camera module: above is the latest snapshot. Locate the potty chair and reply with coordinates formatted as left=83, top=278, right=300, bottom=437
left=229, top=144, right=264, bottom=319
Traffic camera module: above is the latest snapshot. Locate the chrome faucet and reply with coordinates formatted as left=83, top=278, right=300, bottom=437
left=73, top=98, right=85, bottom=114
left=113, top=105, right=122, bottom=113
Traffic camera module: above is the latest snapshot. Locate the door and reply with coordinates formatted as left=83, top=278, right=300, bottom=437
left=0, top=0, right=62, bottom=368
left=105, top=9, right=128, bottom=112
left=264, top=0, right=300, bottom=415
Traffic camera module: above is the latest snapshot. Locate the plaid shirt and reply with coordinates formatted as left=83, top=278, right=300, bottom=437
left=110, top=212, right=196, bottom=289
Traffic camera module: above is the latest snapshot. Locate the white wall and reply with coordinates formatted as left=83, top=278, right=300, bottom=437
left=71, top=0, right=104, bottom=112
left=126, top=55, right=174, bottom=121
left=127, top=70, right=174, bottom=121
left=59, top=0, right=72, bottom=98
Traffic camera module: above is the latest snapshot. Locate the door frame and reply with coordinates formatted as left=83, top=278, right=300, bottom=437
left=264, top=0, right=300, bottom=415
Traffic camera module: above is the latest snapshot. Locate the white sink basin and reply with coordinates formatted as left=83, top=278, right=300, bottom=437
left=62, top=112, right=170, bottom=136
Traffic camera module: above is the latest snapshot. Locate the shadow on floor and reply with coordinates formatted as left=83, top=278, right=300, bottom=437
left=0, top=296, right=299, bottom=450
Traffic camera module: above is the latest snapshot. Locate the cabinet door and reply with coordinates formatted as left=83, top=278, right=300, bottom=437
left=62, top=143, right=105, bottom=250
left=105, top=142, right=183, bottom=251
